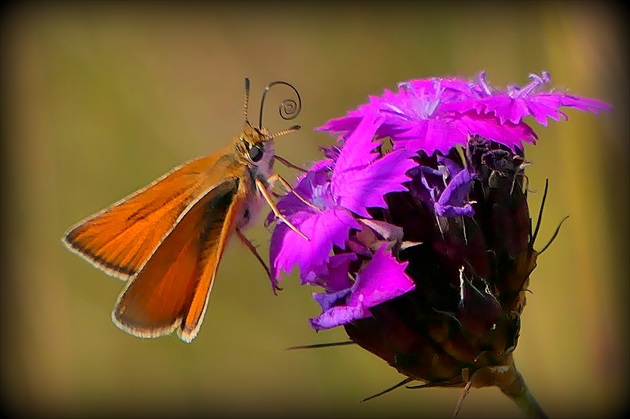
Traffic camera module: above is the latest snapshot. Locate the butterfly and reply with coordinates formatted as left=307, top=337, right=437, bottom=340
left=63, top=78, right=309, bottom=342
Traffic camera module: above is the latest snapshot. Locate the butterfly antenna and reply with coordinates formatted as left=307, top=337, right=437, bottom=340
left=243, top=77, right=251, bottom=125
left=270, top=125, right=301, bottom=139
left=259, top=80, right=302, bottom=130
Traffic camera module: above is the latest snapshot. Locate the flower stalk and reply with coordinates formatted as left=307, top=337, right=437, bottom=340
left=496, top=364, right=548, bottom=419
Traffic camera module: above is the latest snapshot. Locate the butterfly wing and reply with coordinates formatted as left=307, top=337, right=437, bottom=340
left=63, top=151, right=231, bottom=279
left=112, top=169, right=251, bottom=342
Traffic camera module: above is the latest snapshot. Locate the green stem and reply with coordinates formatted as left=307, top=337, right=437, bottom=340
left=499, top=369, right=548, bottom=418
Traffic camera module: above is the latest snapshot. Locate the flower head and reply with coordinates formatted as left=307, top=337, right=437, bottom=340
left=269, top=71, right=611, bottom=415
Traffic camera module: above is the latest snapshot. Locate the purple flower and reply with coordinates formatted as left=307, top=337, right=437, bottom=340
left=269, top=71, right=611, bottom=416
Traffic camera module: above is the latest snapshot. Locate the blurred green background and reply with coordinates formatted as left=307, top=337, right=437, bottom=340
left=2, top=2, right=627, bottom=418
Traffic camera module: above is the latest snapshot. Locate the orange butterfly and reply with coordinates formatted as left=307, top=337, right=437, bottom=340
left=63, top=79, right=309, bottom=342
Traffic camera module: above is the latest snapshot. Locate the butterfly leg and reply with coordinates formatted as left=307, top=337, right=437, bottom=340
left=235, top=227, right=282, bottom=294
left=255, top=178, right=310, bottom=241
left=274, top=155, right=308, bottom=173
left=266, top=173, right=318, bottom=210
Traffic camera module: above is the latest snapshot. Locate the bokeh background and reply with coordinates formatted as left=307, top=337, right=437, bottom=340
left=2, top=2, right=627, bottom=418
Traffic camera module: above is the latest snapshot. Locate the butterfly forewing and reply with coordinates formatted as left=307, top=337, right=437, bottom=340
left=63, top=150, right=231, bottom=279
left=113, top=175, right=245, bottom=340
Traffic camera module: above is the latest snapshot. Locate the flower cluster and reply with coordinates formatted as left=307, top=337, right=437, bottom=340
left=267, top=71, right=610, bottom=413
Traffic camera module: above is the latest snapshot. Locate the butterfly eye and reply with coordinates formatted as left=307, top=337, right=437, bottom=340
left=249, top=144, right=263, bottom=162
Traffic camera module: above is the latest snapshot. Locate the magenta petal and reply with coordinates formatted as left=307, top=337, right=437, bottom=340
left=270, top=208, right=361, bottom=282
left=316, top=112, right=365, bottom=135
left=312, top=288, right=351, bottom=312
left=327, top=108, right=416, bottom=217
left=524, top=95, right=566, bottom=125
left=333, top=109, right=383, bottom=173
left=557, top=94, right=613, bottom=113
left=403, top=77, right=480, bottom=102
left=309, top=246, right=414, bottom=331
left=274, top=170, right=330, bottom=216
left=390, top=119, right=471, bottom=154
left=460, top=112, right=537, bottom=150
left=309, top=303, right=368, bottom=330
left=347, top=245, right=414, bottom=308
left=333, top=148, right=416, bottom=218
left=456, top=90, right=613, bottom=127
left=307, top=253, right=356, bottom=290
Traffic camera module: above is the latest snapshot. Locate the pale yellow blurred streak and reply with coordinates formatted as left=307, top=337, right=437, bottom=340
left=543, top=6, right=627, bottom=415
left=513, top=5, right=627, bottom=418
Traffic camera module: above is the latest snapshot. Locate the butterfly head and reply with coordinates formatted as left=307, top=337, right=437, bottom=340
left=235, top=78, right=302, bottom=169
